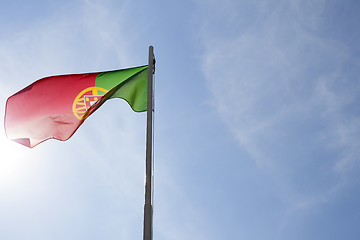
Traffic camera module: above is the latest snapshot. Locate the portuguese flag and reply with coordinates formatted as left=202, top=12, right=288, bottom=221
left=5, top=65, right=148, bottom=148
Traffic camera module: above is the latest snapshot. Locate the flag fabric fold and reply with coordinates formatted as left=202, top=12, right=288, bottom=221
left=4, top=65, right=148, bottom=148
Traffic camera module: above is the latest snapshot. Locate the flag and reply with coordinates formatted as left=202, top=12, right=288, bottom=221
left=4, top=65, right=148, bottom=148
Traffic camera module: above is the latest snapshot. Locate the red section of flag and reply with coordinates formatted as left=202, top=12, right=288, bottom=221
left=5, top=73, right=97, bottom=147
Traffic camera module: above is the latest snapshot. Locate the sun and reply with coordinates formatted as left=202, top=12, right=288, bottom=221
left=0, top=133, right=35, bottom=191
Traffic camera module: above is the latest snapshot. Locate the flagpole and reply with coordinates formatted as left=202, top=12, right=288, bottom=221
left=144, top=46, right=154, bottom=240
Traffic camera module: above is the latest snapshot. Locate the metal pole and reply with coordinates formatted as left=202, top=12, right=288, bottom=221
left=143, top=46, right=154, bottom=240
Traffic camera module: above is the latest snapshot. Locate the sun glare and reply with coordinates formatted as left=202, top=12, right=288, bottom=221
left=0, top=134, right=36, bottom=191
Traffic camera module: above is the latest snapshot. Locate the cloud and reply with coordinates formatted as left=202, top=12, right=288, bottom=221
left=200, top=0, right=360, bottom=233
left=0, top=0, right=143, bottom=89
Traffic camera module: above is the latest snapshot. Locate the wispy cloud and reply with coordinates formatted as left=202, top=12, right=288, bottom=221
left=200, top=0, right=360, bottom=234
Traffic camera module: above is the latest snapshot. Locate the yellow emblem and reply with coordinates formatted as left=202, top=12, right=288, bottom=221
left=72, top=87, right=108, bottom=120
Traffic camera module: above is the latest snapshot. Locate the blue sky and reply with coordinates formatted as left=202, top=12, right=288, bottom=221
left=1, top=0, right=360, bottom=239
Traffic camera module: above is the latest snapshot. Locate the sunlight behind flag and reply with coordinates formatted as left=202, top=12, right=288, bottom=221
left=4, top=65, right=148, bottom=148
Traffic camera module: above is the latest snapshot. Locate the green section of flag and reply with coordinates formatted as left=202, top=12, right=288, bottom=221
left=95, top=65, right=148, bottom=112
